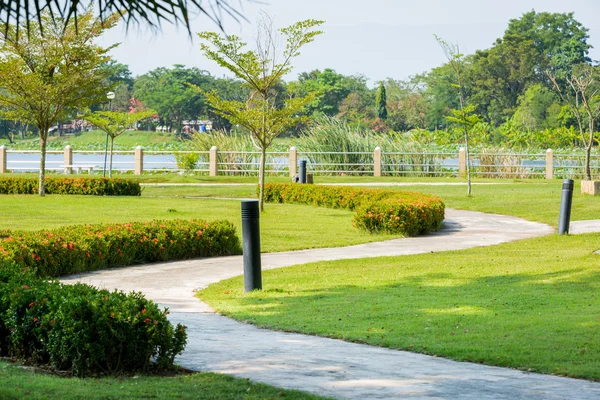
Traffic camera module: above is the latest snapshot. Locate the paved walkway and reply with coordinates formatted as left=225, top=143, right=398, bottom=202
left=62, top=211, right=600, bottom=399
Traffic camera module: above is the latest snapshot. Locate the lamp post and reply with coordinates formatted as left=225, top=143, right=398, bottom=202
left=104, top=92, right=115, bottom=177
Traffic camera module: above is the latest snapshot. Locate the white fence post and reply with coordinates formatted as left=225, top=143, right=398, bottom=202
left=64, top=145, right=73, bottom=174
left=0, top=146, right=6, bottom=173
left=134, top=146, right=144, bottom=175
left=373, top=147, right=382, bottom=177
left=546, top=149, right=553, bottom=179
left=458, top=148, right=466, bottom=177
left=209, top=146, right=218, bottom=176
left=289, top=147, right=297, bottom=178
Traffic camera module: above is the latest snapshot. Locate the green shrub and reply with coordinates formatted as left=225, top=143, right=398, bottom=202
left=0, top=177, right=141, bottom=196
left=175, top=152, right=201, bottom=173
left=0, top=219, right=241, bottom=277
left=264, top=183, right=445, bottom=235
left=0, top=260, right=187, bottom=376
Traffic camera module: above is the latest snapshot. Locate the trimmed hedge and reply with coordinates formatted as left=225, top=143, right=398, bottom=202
left=264, top=183, right=445, bottom=235
left=0, top=177, right=141, bottom=196
left=0, top=261, right=187, bottom=376
left=0, top=219, right=241, bottom=277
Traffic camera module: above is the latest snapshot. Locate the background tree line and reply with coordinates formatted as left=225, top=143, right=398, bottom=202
left=2, top=10, right=597, bottom=150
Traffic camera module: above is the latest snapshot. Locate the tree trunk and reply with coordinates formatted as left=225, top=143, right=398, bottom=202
left=464, top=128, right=472, bottom=196
left=39, top=133, right=47, bottom=196
left=258, top=147, right=266, bottom=212
left=109, top=136, right=115, bottom=178
left=585, top=118, right=595, bottom=181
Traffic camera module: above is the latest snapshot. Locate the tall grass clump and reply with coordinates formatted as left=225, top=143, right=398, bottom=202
left=299, top=117, right=456, bottom=176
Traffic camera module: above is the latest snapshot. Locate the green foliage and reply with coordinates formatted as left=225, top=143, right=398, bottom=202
left=0, top=219, right=241, bottom=277
left=174, top=153, right=201, bottom=173
left=512, top=84, right=561, bottom=131
left=83, top=110, right=156, bottom=177
left=0, top=261, right=187, bottom=376
left=197, top=16, right=324, bottom=210
left=263, top=183, right=444, bottom=235
left=290, top=68, right=372, bottom=118
left=469, top=35, right=539, bottom=124
left=445, top=104, right=483, bottom=130
left=0, top=177, right=141, bottom=196
left=375, top=82, right=388, bottom=120
left=505, top=11, right=591, bottom=76
left=0, top=11, right=120, bottom=195
left=133, top=66, right=246, bottom=130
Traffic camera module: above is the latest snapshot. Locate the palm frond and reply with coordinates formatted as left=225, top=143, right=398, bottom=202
left=0, top=0, right=252, bottom=37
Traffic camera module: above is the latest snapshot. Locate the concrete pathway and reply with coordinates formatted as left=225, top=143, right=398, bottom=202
left=62, top=210, right=600, bottom=399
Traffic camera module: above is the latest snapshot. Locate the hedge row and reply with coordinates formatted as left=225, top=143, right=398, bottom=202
left=0, top=177, right=141, bottom=196
left=263, top=183, right=445, bottom=235
left=0, top=261, right=187, bottom=376
left=0, top=219, right=241, bottom=277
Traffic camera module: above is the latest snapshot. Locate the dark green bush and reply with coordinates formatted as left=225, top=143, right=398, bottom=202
left=0, top=177, right=141, bottom=196
left=0, top=260, right=187, bottom=376
left=264, top=183, right=445, bottom=235
left=0, top=219, right=241, bottom=277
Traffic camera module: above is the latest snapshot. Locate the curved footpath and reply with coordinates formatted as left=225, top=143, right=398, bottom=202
left=63, top=210, right=600, bottom=400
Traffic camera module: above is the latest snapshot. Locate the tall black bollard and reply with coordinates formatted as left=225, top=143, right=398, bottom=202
left=558, top=179, right=574, bottom=235
left=241, top=200, right=262, bottom=291
left=299, top=159, right=307, bottom=184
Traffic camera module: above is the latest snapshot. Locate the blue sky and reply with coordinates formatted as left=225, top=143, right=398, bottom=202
left=98, top=0, right=600, bottom=86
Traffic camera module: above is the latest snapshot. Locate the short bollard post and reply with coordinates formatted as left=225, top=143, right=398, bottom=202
left=558, top=179, right=574, bottom=235
left=241, top=200, right=262, bottom=291
left=299, top=159, right=307, bottom=184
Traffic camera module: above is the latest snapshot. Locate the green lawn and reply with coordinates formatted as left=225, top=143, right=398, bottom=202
left=199, top=233, right=600, bottom=381
left=0, top=195, right=401, bottom=253
left=141, top=177, right=600, bottom=227
left=0, top=361, right=329, bottom=400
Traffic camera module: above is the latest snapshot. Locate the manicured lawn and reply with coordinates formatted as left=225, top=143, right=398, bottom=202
left=199, top=233, right=600, bottom=380
left=0, top=361, right=329, bottom=400
left=142, top=177, right=600, bottom=227
left=0, top=195, right=401, bottom=253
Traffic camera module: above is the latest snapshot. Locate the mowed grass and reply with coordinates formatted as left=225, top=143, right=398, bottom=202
left=389, top=180, right=597, bottom=227
left=0, top=362, right=330, bottom=400
left=0, top=195, right=401, bottom=253
left=199, top=233, right=600, bottom=380
left=143, top=178, right=600, bottom=227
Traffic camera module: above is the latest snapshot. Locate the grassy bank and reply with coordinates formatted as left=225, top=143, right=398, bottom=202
left=0, top=195, right=402, bottom=253
left=0, top=361, right=329, bottom=400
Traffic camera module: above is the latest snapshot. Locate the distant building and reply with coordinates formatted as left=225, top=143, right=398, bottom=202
left=182, top=120, right=213, bottom=134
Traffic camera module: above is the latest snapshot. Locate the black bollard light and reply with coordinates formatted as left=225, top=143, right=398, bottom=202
left=299, top=159, right=307, bottom=184
left=241, top=200, right=262, bottom=291
left=558, top=179, right=574, bottom=235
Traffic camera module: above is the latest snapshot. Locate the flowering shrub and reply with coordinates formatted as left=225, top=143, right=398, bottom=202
left=0, top=219, right=241, bottom=277
left=0, top=260, right=187, bottom=376
left=0, top=177, right=141, bottom=196
left=264, top=183, right=445, bottom=235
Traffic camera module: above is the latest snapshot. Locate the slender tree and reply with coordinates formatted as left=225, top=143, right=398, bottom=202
left=376, top=82, right=388, bottom=120
left=196, top=15, right=323, bottom=211
left=0, top=11, right=119, bottom=195
left=83, top=110, right=156, bottom=177
left=435, top=35, right=477, bottom=196
left=548, top=64, right=600, bottom=181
